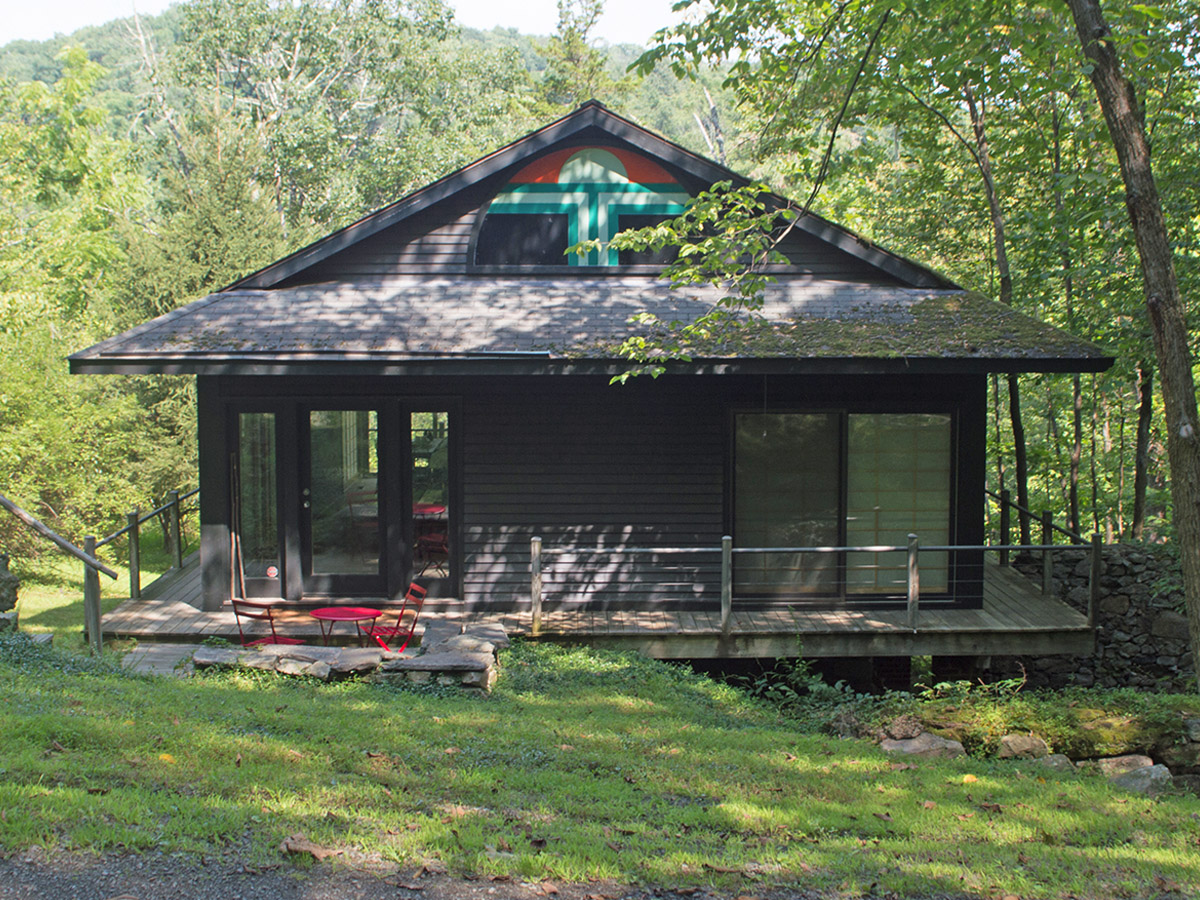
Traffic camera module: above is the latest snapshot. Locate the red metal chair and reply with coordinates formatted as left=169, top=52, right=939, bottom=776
left=231, top=598, right=306, bottom=647
left=416, top=532, right=449, bottom=576
left=364, top=582, right=427, bottom=652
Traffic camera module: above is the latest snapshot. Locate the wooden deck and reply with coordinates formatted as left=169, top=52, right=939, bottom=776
left=103, top=558, right=1093, bottom=659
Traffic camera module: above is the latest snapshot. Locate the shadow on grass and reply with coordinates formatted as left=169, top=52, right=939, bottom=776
left=1, top=637, right=1198, bottom=898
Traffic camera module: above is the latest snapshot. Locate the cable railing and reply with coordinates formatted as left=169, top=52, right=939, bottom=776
left=529, top=528, right=1102, bottom=636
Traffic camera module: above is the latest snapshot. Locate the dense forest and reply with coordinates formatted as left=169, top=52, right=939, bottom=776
left=0, top=0, right=1195, bottom=570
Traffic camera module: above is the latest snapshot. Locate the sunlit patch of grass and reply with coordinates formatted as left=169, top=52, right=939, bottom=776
left=1, top=635, right=1198, bottom=898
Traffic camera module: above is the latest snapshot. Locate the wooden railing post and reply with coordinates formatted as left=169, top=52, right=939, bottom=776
left=1041, top=510, right=1054, bottom=597
left=127, top=509, right=141, bottom=600
left=999, top=489, right=1011, bottom=566
left=720, top=535, right=732, bottom=635
left=83, top=536, right=102, bottom=656
left=530, top=536, right=542, bottom=636
left=168, top=490, right=183, bottom=570
left=907, top=533, right=920, bottom=631
left=1088, top=532, right=1102, bottom=628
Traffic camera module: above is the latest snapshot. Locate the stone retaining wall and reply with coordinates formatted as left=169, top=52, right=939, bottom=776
left=982, top=544, right=1193, bottom=691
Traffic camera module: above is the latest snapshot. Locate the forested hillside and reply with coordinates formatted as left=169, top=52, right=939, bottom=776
left=0, top=0, right=1193, bottom=569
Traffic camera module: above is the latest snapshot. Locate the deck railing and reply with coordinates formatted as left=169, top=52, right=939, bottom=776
left=0, top=492, right=119, bottom=655
left=530, top=528, right=1102, bottom=636
left=82, top=488, right=199, bottom=653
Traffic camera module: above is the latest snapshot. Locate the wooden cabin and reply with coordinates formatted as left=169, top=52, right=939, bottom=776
left=72, top=103, right=1111, bottom=659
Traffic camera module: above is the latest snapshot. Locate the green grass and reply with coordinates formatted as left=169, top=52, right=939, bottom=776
left=1, top=635, right=1198, bottom=898
left=11, top=528, right=184, bottom=650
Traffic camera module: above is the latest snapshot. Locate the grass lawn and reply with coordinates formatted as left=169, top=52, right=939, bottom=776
left=1, top=635, right=1198, bottom=899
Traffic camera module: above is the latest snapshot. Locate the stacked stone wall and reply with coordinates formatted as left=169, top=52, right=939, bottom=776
left=982, top=544, right=1193, bottom=691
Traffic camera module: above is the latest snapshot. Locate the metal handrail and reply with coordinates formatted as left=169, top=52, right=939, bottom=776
left=985, top=488, right=1085, bottom=544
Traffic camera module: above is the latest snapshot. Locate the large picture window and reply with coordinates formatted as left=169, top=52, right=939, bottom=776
left=733, top=411, right=952, bottom=599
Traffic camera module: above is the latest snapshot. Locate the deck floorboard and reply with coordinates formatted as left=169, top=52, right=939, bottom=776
left=101, top=559, right=1091, bottom=658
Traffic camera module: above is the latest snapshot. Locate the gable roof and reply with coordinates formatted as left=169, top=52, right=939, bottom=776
left=229, top=101, right=952, bottom=291
left=71, top=102, right=1111, bottom=377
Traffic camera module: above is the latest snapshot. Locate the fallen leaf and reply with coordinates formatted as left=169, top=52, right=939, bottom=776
left=1154, top=875, right=1183, bottom=893
left=558, top=744, right=575, bottom=751
left=235, top=753, right=242, bottom=768
left=962, top=774, right=978, bottom=784
left=981, top=802, right=1003, bottom=814
left=279, top=833, right=341, bottom=861
left=539, top=881, right=559, bottom=895
left=158, top=753, right=176, bottom=764
left=955, top=813, right=975, bottom=821
left=444, top=747, right=460, bottom=755
left=874, top=812, right=893, bottom=822
left=419, top=859, right=448, bottom=876
left=890, top=762, right=917, bottom=771
left=171, top=716, right=180, bottom=726
left=922, top=800, right=937, bottom=810
left=530, top=837, right=547, bottom=850
left=51, top=740, right=66, bottom=753
left=783, top=752, right=797, bottom=761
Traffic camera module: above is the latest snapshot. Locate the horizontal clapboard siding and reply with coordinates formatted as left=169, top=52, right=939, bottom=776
left=289, top=209, right=479, bottom=281
left=460, top=380, right=726, bottom=611
left=283, top=203, right=898, bottom=282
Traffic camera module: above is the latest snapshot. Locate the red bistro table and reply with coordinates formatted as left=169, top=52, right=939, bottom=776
left=310, top=606, right=383, bottom=646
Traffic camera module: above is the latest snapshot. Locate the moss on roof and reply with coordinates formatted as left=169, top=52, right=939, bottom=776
left=566, top=292, right=1109, bottom=361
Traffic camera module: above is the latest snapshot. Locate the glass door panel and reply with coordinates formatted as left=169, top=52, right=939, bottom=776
left=411, top=411, right=451, bottom=581
left=235, top=412, right=281, bottom=595
left=306, top=409, right=381, bottom=581
left=734, top=413, right=840, bottom=596
left=845, top=413, right=951, bottom=593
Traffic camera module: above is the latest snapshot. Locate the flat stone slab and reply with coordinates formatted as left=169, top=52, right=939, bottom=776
left=880, top=732, right=965, bottom=759
left=420, top=621, right=463, bottom=648
left=466, top=623, right=510, bottom=649
left=386, top=650, right=492, bottom=672
left=442, top=634, right=495, bottom=654
left=1110, top=764, right=1173, bottom=795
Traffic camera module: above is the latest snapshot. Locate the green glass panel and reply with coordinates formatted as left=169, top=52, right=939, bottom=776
left=238, top=413, right=277, bottom=579
left=412, top=411, right=451, bottom=580
left=734, top=413, right=839, bottom=596
left=310, top=410, right=378, bottom=576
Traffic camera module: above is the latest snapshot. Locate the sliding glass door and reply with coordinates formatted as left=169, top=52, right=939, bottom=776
left=733, top=410, right=953, bottom=600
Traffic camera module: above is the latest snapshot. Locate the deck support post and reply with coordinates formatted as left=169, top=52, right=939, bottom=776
left=1041, top=510, right=1054, bottom=597
left=906, top=533, right=920, bottom=631
left=999, top=489, right=1011, bottom=566
left=1088, top=532, right=1102, bottom=628
left=530, top=536, right=542, bottom=636
left=720, top=535, right=732, bottom=636
left=127, top=510, right=141, bottom=600
left=168, top=490, right=183, bottom=570
left=83, top=536, right=102, bottom=656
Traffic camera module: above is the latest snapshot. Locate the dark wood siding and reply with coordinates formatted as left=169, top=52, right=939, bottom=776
left=277, top=200, right=901, bottom=284
left=461, top=378, right=727, bottom=611
left=210, top=372, right=984, bottom=613
left=283, top=209, right=479, bottom=282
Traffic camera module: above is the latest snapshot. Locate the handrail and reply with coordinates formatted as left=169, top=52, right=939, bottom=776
left=0, top=492, right=118, bottom=579
left=95, top=487, right=199, bottom=548
left=985, top=488, right=1085, bottom=544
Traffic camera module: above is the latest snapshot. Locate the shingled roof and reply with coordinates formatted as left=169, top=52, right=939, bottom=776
left=70, top=277, right=1109, bottom=375
left=71, top=102, right=1111, bottom=377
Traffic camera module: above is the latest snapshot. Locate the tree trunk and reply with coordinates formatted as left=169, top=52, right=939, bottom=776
left=1066, top=0, right=1200, bottom=681
left=1132, top=362, right=1154, bottom=540
left=964, top=85, right=1031, bottom=544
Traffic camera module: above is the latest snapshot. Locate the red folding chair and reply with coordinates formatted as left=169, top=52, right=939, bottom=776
left=364, top=582, right=427, bottom=652
left=231, top=598, right=306, bottom=647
